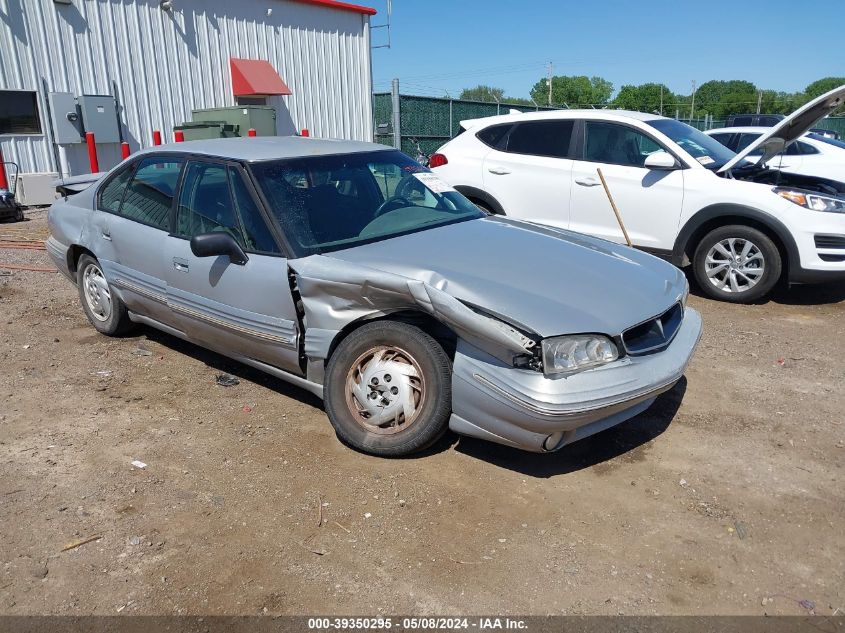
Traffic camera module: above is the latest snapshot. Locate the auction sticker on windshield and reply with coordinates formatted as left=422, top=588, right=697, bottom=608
left=696, top=156, right=715, bottom=165
left=413, top=172, right=456, bottom=193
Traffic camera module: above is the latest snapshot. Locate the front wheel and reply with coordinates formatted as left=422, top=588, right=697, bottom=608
left=692, top=225, right=782, bottom=303
left=324, top=321, right=452, bottom=457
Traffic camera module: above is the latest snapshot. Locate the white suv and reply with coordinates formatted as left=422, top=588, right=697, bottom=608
left=706, top=126, right=845, bottom=182
left=431, top=86, right=845, bottom=303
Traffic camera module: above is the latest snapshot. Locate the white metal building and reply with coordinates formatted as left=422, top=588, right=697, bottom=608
left=0, top=0, right=376, bottom=203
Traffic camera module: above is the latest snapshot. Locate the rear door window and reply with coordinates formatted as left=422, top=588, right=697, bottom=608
left=504, top=120, right=575, bottom=159
left=120, top=157, right=183, bottom=230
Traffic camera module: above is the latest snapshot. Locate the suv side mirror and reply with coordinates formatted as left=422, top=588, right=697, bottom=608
left=190, top=232, right=249, bottom=265
left=643, top=150, right=678, bottom=170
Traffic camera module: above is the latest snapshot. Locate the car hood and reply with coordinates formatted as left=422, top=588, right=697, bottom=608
left=719, top=84, right=845, bottom=173
left=325, top=216, right=687, bottom=338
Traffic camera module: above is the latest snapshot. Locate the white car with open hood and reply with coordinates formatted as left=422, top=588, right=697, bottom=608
left=431, top=85, right=845, bottom=303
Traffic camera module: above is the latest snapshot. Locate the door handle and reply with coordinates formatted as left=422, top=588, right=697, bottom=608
left=575, top=177, right=600, bottom=187
left=172, top=258, right=189, bottom=273
left=487, top=166, right=511, bottom=175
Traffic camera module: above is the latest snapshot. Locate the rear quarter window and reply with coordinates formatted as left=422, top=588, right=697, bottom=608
left=476, top=124, right=512, bottom=149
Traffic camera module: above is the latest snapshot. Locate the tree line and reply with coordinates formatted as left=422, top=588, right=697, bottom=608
left=458, top=77, right=845, bottom=118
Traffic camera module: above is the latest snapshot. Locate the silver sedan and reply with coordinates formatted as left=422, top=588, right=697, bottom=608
left=48, top=137, right=701, bottom=456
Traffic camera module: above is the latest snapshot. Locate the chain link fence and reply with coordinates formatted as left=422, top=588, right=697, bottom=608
left=374, top=92, right=845, bottom=154
left=373, top=93, right=559, bottom=156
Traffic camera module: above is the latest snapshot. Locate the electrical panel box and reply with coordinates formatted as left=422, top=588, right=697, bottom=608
left=48, top=92, right=82, bottom=145
left=174, top=122, right=239, bottom=141
left=191, top=106, right=277, bottom=136
left=78, top=95, right=120, bottom=143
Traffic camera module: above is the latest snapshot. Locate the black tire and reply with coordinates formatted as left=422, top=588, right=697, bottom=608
left=324, top=321, right=452, bottom=457
left=76, top=254, right=133, bottom=335
left=692, top=225, right=782, bottom=303
left=473, top=200, right=494, bottom=214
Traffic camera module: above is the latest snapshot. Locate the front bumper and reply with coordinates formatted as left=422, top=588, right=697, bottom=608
left=449, top=307, right=702, bottom=452
left=788, top=211, right=845, bottom=283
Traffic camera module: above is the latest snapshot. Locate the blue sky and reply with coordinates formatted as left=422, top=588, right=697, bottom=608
left=369, top=0, right=844, bottom=100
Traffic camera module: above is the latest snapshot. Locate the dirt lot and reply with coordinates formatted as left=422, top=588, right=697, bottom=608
left=1, top=208, right=843, bottom=616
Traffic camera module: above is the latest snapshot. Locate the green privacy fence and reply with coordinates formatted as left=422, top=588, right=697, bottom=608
left=373, top=93, right=559, bottom=156
left=374, top=92, right=845, bottom=155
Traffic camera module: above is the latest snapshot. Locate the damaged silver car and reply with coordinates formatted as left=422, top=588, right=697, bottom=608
left=47, top=137, right=702, bottom=456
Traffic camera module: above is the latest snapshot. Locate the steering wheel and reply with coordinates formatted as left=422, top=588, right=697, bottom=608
left=374, top=195, right=413, bottom=218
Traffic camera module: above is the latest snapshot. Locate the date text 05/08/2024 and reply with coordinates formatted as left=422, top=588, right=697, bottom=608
left=307, top=617, right=528, bottom=630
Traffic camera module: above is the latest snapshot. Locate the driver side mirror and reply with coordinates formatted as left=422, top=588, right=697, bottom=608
left=190, top=232, right=249, bottom=266
left=643, top=150, right=678, bottom=170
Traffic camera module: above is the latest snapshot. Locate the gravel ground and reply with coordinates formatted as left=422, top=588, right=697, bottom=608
left=1, top=208, right=843, bottom=616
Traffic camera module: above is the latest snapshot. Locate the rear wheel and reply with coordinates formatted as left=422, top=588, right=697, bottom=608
left=692, top=225, right=781, bottom=303
left=76, top=254, right=133, bottom=335
left=324, top=321, right=452, bottom=457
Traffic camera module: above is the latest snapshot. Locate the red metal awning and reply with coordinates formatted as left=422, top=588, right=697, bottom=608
left=230, top=59, right=293, bottom=97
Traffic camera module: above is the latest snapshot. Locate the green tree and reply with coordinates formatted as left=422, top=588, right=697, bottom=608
left=805, top=77, right=845, bottom=114
left=613, top=83, right=674, bottom=114
left=459, top=85, right=506, bottom=103
left=529, top=75, right=613, bottom=107
left=692, top=80, right=757, bottom=118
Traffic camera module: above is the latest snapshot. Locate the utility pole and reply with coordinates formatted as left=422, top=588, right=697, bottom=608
left=756, top=90, right=763, bottom=114
left=690, top=80, right=697, bottom=121
left=547, top=61, right=553, bottom=106
left=659, top=85, right=664, bottom=116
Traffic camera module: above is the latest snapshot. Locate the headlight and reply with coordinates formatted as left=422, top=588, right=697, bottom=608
left=774, top=187, right=845, bottom=213
left=541, top=335, right=619, bottom=376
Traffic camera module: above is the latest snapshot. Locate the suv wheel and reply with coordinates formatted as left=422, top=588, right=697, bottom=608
left=692, top=225, right=781, bottom=303
left=324, top=321, right=452, bottom=457
left=76, top=254, right=133, bottom=335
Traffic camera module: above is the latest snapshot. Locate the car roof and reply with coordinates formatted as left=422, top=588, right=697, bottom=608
left=709, top=126, right=820, bottom=137
left=461, top=108, right=665, bottom=130
left=133, top=136, right=393, bottom=162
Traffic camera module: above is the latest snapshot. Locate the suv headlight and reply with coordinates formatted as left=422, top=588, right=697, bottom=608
left=774, top=187, right=845, bottom=213
left=541, top=335, right=619, bottom=376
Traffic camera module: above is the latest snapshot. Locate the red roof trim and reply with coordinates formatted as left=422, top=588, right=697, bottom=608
left=290, top=0, right=377, bottom=16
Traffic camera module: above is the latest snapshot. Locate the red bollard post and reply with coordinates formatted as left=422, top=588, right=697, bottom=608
left=121, top=142, right=131, bottom=159
left=153, top=130, right=162, bottom=146
left=0, top=148, right=9, bottom=191
left=248, top=128, right=256, bottom=137
left=86, top=132, right=100, bottom=173
left=301, top=129, right=310, bottom=137
left=174, top=130, right=184, bottom=143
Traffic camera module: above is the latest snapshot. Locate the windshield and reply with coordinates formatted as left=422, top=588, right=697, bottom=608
left=647, top=119, right=746, bottom=170
left=808, top=132, right=845, bottom=150
left=250, top=150, right=484, bottom=257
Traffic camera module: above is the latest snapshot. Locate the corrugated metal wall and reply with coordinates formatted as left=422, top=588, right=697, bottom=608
left=0, top=0, right=373, bottom=176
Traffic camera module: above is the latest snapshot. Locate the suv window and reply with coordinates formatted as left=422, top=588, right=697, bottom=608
left=731, top=116, right=754, bottom=126
left=476, top=124, right=512, bottom=149
left=584, top=122, right=663, bottom=167
left=504, top=120, right=574, bottom=158
left=120, top=157, right=183, bottom=230
left=708, top=133, right=734, bottom=150
left=98, top=163, right=135, bottom=213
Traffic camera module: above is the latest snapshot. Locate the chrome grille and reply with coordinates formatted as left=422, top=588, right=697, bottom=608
left=622, top=303, right=683, bottom=356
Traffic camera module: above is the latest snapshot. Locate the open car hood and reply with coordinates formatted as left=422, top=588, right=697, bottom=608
left=718, top=84, right=845, bottom=174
